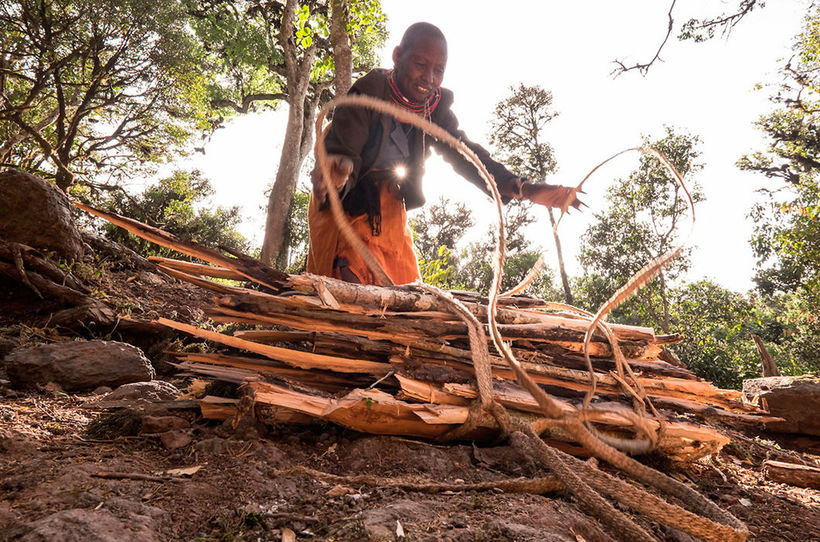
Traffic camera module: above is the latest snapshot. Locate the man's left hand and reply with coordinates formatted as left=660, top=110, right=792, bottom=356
left=521, top=181, right=584, bottom=213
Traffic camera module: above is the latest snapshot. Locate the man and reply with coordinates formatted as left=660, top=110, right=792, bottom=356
left=308, top=22, right=580, bottom=285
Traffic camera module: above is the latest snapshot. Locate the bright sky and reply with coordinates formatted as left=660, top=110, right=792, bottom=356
left=175, top=0, right=810, bottom=293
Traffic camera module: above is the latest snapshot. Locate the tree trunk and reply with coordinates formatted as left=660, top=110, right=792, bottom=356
left=260, top=95, right=307, bottom=268
left=752, top=334, right=779, bottom=377
left=330, top=0, right=352, bottom=96
left=546, top=208, right=573, bottom=305
left=657, top=270, right=671, bottom=333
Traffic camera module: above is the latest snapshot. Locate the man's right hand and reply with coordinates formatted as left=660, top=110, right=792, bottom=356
left=312, top=154, right=353, bottom=203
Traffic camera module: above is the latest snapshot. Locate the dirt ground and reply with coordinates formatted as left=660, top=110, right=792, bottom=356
left=0, top=389, right=818, bottom=542
left=1, top=260, right=819, bottom=541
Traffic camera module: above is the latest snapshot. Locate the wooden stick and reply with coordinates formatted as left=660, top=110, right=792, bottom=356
left=156, top=317, right=391, bottom=375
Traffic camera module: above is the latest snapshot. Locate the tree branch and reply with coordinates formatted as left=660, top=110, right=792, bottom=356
left=211, top=92, right=288, bottom=113
left=612, top=0, right=676, bottom=77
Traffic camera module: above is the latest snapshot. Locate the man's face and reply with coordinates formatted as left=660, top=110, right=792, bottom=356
left=392, top=36, right=447, bottom=103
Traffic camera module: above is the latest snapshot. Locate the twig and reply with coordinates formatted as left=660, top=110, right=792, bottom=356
left=92, top=471, right=170, bottom=483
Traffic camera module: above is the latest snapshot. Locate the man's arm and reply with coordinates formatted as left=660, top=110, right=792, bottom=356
left=431, top=94, right=582, bottom=211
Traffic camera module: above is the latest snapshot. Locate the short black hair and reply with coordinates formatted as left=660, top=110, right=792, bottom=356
left=399, top=22, right=447, bottom=50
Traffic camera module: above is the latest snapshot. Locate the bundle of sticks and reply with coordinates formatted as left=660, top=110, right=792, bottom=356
left=74, top=202, right=777, bottom=463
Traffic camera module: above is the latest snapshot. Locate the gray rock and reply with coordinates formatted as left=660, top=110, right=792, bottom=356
left=0, top=169, right=84, bottom=261
left=360, top=501, right=433, bottom=541
left=105, top=380, right=179, bottom=402
left=744, top=376, right=820, bottom=436
left=6, top=340, right=155, bottom=392
left=20, top=508, right=162, bottom=542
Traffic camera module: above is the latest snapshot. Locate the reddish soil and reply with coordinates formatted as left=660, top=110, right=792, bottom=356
left=1, top=259, right=819, bottom=541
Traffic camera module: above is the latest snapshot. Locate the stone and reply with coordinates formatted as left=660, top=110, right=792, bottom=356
left=744, top=376, right=820, bottom=436
left=141, top=415, right=189, bottom=434
left=105, top=380, right=180, bottom=402
left=5, top=340, right=155, bottom=392
left=160, top=430, right=192, bottom=450
left=360, top=501, right=433, bottom=542
left=0, top=335, right=19, bottom=360
left=19, top=508, right=162, bottom=542
left=0, top=169, right=84, bottom=261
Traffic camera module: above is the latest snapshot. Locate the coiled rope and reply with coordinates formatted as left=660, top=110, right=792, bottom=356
left=313, top=94, right=748, bottom=542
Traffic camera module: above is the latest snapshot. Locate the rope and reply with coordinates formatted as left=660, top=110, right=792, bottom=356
left=312, top=94, right=748, bottom=542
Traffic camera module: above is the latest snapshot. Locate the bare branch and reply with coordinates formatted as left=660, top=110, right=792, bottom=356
left=211, top=92, right=288, bottom=113
left=612, top=0, right=676, bottom=77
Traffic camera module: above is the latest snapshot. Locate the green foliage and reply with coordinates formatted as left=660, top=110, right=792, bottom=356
left=667, top=281, right=761, bottom=389
left=88, top=170, right=249, bottom=259
left=418, top=246, right=465, bottom=290
left=487, top=83, right=573, bottom=302
left=285, top=188, right=311, bottom=273
left=663, top=281, right=818, bottom=390
left=410, top=197, right=556, bottom=297
left=0, top=0, right=212, bottom=188
left=489, top=84, right=558, bottom=181
left=186, top=0, right=387, bottom=119
left=411, top=197, right=475, bottom=262
left=578, top=127, right=704, bottom=332
left=737, top=6, right=820, bottom=377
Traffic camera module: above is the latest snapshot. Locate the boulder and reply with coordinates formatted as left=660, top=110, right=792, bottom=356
left=743, top=376, right=820, bottom=436
left=5, top=340, right=155, bottom=392
left=0, top=169, right=84, bottom=261
left=105, top=381, right=180, bottom=402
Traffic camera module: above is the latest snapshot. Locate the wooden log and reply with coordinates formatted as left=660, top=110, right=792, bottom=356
left=148, top=256, right=244, bottom=280
left=175, top=352, right=375, bottom=392
left=0, top=261, right=92, bottom=306
left=157, top=318, right=391, bottom=375
left=73, top=202, right=287, bottom=290
left=763, top=460, right=820, bottom=489
left=199, top=396, right=239, bottom=420
left=0, top=240, right=87, bottom=292
left=284, top=274, right=660, bottom=342
left=233, top=330, right=317, bottom=343
left=248, top=382, right=482, bottom=439
left=198, top=395, right=315, bottom=424
left=207, top=302, right=659, bottom=362
left=392, top=353, right=753, bottom=415
left=155, top=265, right=243, bottom=295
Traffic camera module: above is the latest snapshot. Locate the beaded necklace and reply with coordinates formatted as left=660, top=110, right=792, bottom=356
left=386, top=69, right=441, bottom=119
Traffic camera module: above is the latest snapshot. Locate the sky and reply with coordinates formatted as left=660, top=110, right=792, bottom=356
left=169, top=0, right=811, bottom=293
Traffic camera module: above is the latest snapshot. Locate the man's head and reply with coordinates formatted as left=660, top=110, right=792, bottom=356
left=392, top=22, right=447, bottom=104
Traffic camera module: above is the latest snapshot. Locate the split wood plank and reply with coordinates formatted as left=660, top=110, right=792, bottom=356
left=156, top=318, right=391, bottom=375
left=148, top=256, right=244, bottom=280
left=73, top=202, right=287, bottom=290
left=763, top=460, right=820, bottom=489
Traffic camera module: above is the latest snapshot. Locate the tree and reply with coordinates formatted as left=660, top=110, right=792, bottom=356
left=409, top=197, right=557, bottom=296
left=185, top=0, right=386, bottom=268
left=488, top=83, right=573, bottom=303
left=667, top=281, right=761, bottom=389
left=0, top=0, right=209, bottom=191
left=578, top=127, right=703, bottom=333
left=409, top=197, right=474, bottom=290
left=737, top=6, right=820, bottom=375
left=613, top=0, right=765, bottom=76
left=87, top=169, right=249, bottom=259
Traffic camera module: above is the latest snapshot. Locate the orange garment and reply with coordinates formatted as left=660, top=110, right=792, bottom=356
left=306, top=180, right=420, bottom=285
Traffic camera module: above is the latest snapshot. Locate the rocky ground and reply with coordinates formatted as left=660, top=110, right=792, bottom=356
left=0, top=262, right=818, bottom=542
left=0, top=388, right=818, bottom=541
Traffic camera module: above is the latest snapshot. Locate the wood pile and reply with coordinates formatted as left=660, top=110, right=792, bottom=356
left=74, top=202, right=780, bottom=463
